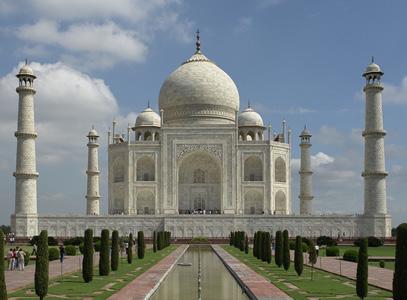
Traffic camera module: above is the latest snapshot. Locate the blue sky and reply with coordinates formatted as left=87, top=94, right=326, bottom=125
left=0, top=0, right=406, bottom=226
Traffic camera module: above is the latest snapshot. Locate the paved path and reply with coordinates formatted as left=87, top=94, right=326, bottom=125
left=292, top=251, right=393, bottom=291
left=213, top=245, right=292, bottom=300
left=108, top=245, right=189, bottom=300
left=5, top=254, right=99, bottom=292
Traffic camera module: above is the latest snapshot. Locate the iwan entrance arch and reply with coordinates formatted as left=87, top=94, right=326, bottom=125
left=177, top=151, right=221, bottom=214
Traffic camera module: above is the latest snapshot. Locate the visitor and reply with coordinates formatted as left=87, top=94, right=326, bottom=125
left=7, top=248, right=14, bottom=270
left=11, top=248, right=16, bottom=270
left=31, top=243, right=37, bottom=255
left=315, top=244, right=319, bottom=256
left=124, top=241, right=129, bottom=255
left=14, top=247, right=20, bottom=269
left=59, top=244, right=65, bottom=263
left=17, top=248, right=26, bottom=271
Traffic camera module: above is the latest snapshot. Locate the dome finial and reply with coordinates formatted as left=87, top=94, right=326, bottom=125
left=147, top=99, right=150, bottom=108
left=195, top=29, right=201, bottom=53
left=25, top=58, right=28, bottom=65
left=371, top=56, right=374, bottom=63
left=248, top=100, right=251, bottom=108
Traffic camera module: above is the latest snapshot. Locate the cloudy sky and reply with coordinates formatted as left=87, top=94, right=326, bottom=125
left=0, top=0, right=406, bottom=227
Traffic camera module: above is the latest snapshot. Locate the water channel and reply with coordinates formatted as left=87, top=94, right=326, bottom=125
left=151, top=245, right=249, bottom=300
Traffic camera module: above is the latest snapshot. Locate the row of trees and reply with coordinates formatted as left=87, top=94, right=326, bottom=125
left=154, top=231, right=171, bottom=252
left=253, top=231, right=272, bottom=263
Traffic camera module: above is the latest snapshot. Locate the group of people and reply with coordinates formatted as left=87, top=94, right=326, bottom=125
left=6, top=247, right=26, bottom=271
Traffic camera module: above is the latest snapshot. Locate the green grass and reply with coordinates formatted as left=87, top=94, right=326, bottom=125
left=319, top=245, right=395, bottom=257
left=9, top=245, right=177, bottom=300
left=223, top=245, right=392, bottom=300
left=368, top=261, right=395, bottom=271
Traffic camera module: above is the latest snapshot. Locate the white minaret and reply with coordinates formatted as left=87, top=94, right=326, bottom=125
left=86, top=127, right=100, bottom=215
left=299, top=126, right=313, bottom=215
left=362, top=59, right=387, bottom=216
left=12, top=62, right=39, bottom=236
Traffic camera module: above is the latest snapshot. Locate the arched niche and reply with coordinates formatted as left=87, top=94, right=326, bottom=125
left=178, top=152, right=221, bottom=214
left=113, top=159, right=124, bottom=183
left=244, top=190, right=263, bottom=214
left=275, top=157, right=286, bottom=183
left=275, top=190, right=286, bottom=214
left=136, top=190, right=155, bottom=215
left=244, top=156, right=263, bottom=181
left=136, top=156, right=155, bottom=181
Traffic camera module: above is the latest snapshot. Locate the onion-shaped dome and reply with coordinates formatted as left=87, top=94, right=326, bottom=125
left=158, top=32, right=239, bottom=125
left=363, top=59, right=383, bottom=76
left=300, top=126, right=311, bottom=137
left=88, top=128, right=99, bottom=137
left=134, top=107, right=161, bottom=128
left=18, top=64, right=35, bottom=76
left=238, top=106, right=264, bottom=127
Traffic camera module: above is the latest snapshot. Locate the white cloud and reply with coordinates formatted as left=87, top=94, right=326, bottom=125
left=383, top=77, right=407, bottom=104
left=16, top=20, right=147, bottom=70
left=0, top=61, right=128, bottom=164
left=235, top=17, right=252, bottom=33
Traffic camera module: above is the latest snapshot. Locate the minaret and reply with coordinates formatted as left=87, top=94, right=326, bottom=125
left=86, top=127, right=100, bottom=215
left=362, top=59, right=387, bottom=216
left=12, top=62, right=39, bottom=236
left=299, top=126, right=313, bottom=215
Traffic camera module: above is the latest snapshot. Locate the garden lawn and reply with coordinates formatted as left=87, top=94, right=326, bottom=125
left=319, top=245, right=395, bottom=257
left=8, top=245, right=177, bottom=300
left=368, top=261, right=395, bottom=271
left=223, top=245, right=392, bottom=300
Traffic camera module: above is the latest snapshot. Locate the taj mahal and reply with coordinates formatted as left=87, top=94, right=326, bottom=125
left=11, top=33, right=391, bottom=239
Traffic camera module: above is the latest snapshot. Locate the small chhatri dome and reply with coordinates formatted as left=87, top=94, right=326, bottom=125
left=87, top=126, right=99, bottom=137
left=363, top=57, right=383, bottom=76
left=158, top=30, right=240, bottom=125
left=135, top=106, right=161, bottom=128
left=17, top=60, right=36, bottom=78
left=238, top=103, right=264, bottom=127
left=300, top=125, right=311, bottom=137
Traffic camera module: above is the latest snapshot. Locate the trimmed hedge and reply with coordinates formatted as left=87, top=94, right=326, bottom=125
left=82, top=229, right=93, bottom=283
left=63, top=237, right=83, bottom=246
left=275, top=230, right=283, bottom=267
left=393, top=223, right=407, bottom=299
left=343, top=249, right=358, bottom=262
left=127, top=233, right=133, bottom=264
left=48, top=248, right=59, bottom=261
left=99, top=229, right=110, bottom=276
left=282, top=230, right=290, bottom=271
left=35, top=230, right=49, bottom=300
left=316, top=236, right=337, bottom=246
left=111, top=230, right=119, bottom=271
left=326, top=246, right=340, bottom=257
left=153, top=231, right=157, bottom=253
left=356, top=238, right=368, bottom=299
left=65, top=245, right=77, bottom=256
left=30, top=236, right=58, bottom=246
left=294, top=235, right=303, bottom=276
left=137, top=231, right=145, bottom=259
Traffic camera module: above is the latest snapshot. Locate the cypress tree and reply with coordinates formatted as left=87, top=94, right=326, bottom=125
left=35, top=230, right=49, bottom=300
left=99, top=229, right=110, bottom=276
left=356, top=238, right=368, bottom=299
left=244, top=234, right=249, bottom=254
left=282, top=229, right=290, bottom=271
left=229, top=232, right=233, bottom=246
left=393, top=223, right=407, bottom=299
left=253, top=232, right=257, bottom=258
left=262, top=232, right=267, bottom=261
left=111, top=230, right=119, bottom=271
left=82, top=229, right=93, bottom=282
left=0, top=230, right=7, bottom=300
left=137, top=231, right=145, bottom=259
left=240, top=232, right=245, bottom=251
left=127, top=233, right=133, bottom=264
left=157, top=232, right=162, bottom=250
left=275, top=230, right=282, bottom=267
left=153, top=231, right=157, bottom=253
left=266, top=232, right=272, bottom=264
left=294, top=235, right=303, bottom=276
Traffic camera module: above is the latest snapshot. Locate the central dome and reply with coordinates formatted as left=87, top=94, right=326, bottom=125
left=158, top=47, right=240, bottom=125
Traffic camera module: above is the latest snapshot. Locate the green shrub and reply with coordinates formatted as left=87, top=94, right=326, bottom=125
left=24, top=252, right=30, bottom=266
left=153, top=231, right=157, bottom=253
left=354, top=236, right=383, bottom=247
left=48, top=248, right=59, bottom=261
left=393, top=223, right=407, bottom=299
left=30, top=236, right=58, bottom=246
left=63, top=237, right=83, bottom=246
left=230, top=232, right=234, bottom=246
left=302, top=237, right=312, bottom=247
left=308, top=240, right=317, bottom=280
left=302, top=242, right=308, bottom=253
left=82, top=229, right=93, bottom=283
left=317, top=236, right=337, bottom=246
left=289, top=240, right=295, bottom=250
left=356, top=238, right=368, bottom=299
left=99, top=229, right=110, bottom=276
left=35, top=230, right=49, bottom=300
left=111, top=230, right=119, bottom=271
left=253, top=232, right=257, bottom=258
left=191, top=236, right=209, bottom=243
left=65, top=245, right=77, bottom=256
left=379, top=260, right=385, bottom=268
left=294, top=235, right=303, bottom=276
left=0, top=230, right=7, bottom=300
left=343, top=249, right=358, bottom=262
left=79, top=243, right=84, bottom=254
left=94, top=241, right=101, bottom=252
left=244, top=235, right=249, bottom=254
left=326, top=246, right=340, bottom=257
left=283, top=230, right=290, bottom=271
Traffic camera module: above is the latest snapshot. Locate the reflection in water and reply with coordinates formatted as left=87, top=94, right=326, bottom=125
left=151, top=246, right=248, bottom=300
